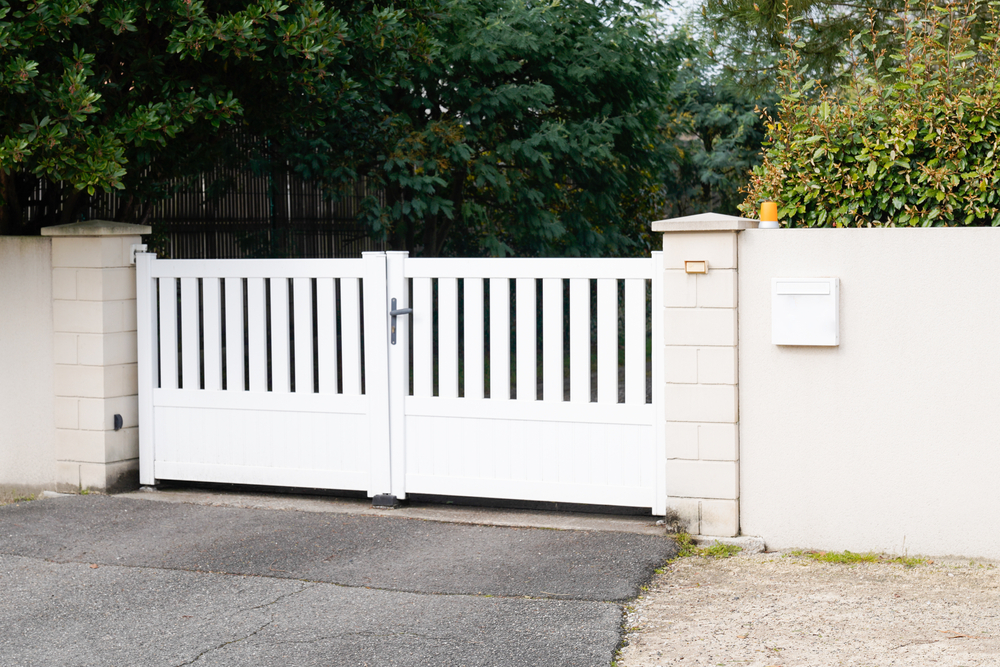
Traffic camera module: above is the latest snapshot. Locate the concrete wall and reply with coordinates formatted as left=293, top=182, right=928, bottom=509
left=0, top=236, right=56, bottom=495
left=739, top=228, right=1000, bottom=559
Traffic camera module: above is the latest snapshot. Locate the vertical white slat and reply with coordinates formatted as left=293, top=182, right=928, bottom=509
left=386, top=251, right=409, bottom=499
left=542, top=278, right=563, bottom=402
left=489, top=278, right=510, bottom=400
left=202, top=278, right=222, bottom=391
left=464, top=278, right=484, bottom=399
left=180, top=277, right=200, bottom=390
left=269, top=277, right=291, bottom=393
left=569, top=278, right=590, bottom=403
left=362, top=251, right=391, bottom=496
left=625, top=278, right=645, bottom=405
left=293, top=277, right=314, bottom=393
left=316, top=278, right=337, bottom=393
left=158, top=276, right=178, bottom=390
left=224, top=278, right=245, bottom=392
left=651, top=251, right=667, bottom=515
left=247, top=277, right=267, bottom=392
left=597, top=278, right=618, bottom=404
left=438, top=277, right=459, bottom=398
left=515, top=278, right=536, bottom=401
left=136, top=253, right=157, bottom=485
left=340, top=277, right=363, bottom=395
left=412, top=278, right=433, bottom=398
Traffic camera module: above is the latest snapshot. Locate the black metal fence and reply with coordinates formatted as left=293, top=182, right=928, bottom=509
left=85, top=134, right=386, bottom=259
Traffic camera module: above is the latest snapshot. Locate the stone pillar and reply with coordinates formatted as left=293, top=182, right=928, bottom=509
left=651, top=213, right=757, bottom=536
left=41, top=221, right=151, bottom=493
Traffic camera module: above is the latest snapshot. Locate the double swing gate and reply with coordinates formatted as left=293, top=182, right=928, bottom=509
left=137, top=252, right=667, bottom=514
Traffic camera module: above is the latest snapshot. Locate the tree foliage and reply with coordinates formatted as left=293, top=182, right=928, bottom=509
left=660, top=40, right=775, bottom=217
left=0, top=0, right=431, bottom=234
left=699, top=0, right=913, bottom=91
left=743, top=1, right=1000, bottom=227
left=0, top=0, right=686, bottom=259
left=306, top=0, right=688, bottom=257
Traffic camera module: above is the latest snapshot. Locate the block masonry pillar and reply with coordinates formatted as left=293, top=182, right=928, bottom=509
left=651, top=213, right=757, bottom=536
left=41, top=220, right=151, bottom=493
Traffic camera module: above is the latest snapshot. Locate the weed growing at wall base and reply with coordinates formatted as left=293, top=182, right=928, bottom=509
left=674, top=533, right=743, bottom=559
left=787, top=550, right=929, bottom=567
left=0, top=492, right=35, bottom=507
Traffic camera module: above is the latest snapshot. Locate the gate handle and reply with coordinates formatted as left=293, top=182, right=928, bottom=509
left=389, top=298, right=412, bottom=345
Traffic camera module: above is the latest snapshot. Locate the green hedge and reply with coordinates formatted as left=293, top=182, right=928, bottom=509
left=742, top=4, right=1000, bottom=227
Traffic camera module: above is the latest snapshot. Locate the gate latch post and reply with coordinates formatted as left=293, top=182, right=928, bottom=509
left=389, top=298, right=412, bottom=345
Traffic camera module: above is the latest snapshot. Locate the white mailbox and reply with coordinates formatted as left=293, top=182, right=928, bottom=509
left=772, top=278, right=839, bottom=346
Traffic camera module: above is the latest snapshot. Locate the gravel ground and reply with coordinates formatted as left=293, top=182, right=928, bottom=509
left=619, top=550, right=1000, bottom=667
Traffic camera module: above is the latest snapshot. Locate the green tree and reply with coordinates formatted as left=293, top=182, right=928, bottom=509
left=697, top=0, right=907, bottom=92
left=660, top=40, right=776, bottom=217
left=2, top=0, right=686, bottom=258
left=743, top=1, right=1000, bottom=226
left=0, top=0, right=430, bottom=234
left=321, top=0, right=688, bottom=257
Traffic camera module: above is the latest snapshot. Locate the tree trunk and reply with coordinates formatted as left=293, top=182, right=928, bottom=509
left=388, top=182, right=407, bottom=251
left=0, top=170, right=21, bottom=235
left=430, top=168, right=466, bottom=256
left=115, top=194, right=136, bottom=223
left=405, top=207, right=416, bottom=254
left=422, top=213, right=439, bottom=257
left=59, top=188, right=86, bottom=226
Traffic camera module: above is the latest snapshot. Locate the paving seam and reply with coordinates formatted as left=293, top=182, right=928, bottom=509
left=0, top=552, right=627, bottom=605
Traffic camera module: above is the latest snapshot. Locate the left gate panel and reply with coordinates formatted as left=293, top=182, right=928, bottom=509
left=138, top=256, right=375, bottom=493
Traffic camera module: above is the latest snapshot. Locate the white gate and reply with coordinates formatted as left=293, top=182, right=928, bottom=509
left=137, top=251, right=665, bottom=513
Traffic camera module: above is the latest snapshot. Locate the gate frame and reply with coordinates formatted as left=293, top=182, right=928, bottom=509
left=137, top=250, right=667, bottom=514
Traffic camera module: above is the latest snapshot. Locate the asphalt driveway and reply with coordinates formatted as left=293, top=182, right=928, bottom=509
left=0, top=493, right=676, bottom=666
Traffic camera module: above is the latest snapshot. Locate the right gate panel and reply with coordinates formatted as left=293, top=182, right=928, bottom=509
left=398, top=256, right=665, bottom=511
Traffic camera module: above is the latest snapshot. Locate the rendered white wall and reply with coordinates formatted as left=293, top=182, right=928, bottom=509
left=739, top=228, right=1000, bottom=559
left=0, top=237, right=56, bottom=494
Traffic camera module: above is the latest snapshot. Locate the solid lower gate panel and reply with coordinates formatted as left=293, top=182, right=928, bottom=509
left=399, top=397, right=657, bottom=507
left=151, top=391, right=371, bottom=490
left=402, top=410, right=657, bottom=508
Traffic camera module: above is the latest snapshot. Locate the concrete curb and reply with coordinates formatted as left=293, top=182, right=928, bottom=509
left=115, top=487, right=672, bottom=536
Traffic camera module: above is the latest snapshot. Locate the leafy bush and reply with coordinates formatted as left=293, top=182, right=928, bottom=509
left=742, top=2, right=1000, bottom=227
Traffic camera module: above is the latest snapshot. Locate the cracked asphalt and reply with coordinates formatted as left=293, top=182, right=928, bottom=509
left=0, top=494, right=676, bottom=666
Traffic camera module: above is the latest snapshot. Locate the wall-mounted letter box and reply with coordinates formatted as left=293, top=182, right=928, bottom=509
left=771, top=278, right=839, bottom=346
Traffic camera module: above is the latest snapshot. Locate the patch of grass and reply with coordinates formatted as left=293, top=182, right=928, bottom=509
left=787, top=550, right=928, bottom=567
left=888, top=555, right=929, bottom=568
left=700, top=541, right=743, bottom=559
left=0, top=492, right=36, bottom=507
left=789, top=549, right=878, bottom=564
left=673, top=533, right=742, bottom=559
left=675, top=532, right=699, bottom=558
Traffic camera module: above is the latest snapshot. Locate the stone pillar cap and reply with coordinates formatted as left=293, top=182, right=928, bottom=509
left=652, top=212, right=759, bottom=233
left=41, top=220, right=152, bottom=237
